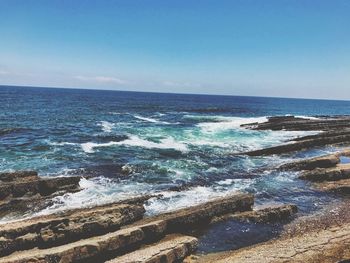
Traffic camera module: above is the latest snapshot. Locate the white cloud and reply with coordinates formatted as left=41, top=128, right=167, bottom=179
left=74, top=75, right=127, bottom=85
left=0, top=70, right=10, bottom=75
left=162, top=81, right=201, bottom=88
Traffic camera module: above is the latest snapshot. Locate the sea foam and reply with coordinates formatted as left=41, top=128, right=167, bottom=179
left=99, top=121, right=114, bottom=132
left=197, top=116, right=268, bottom=133
left=134, top=115, right=171, bottom=124
left=81, top=135, right=188, bottom=153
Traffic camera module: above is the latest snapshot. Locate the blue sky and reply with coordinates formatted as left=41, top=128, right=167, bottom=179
left=0, top=0, right=349, bottom=99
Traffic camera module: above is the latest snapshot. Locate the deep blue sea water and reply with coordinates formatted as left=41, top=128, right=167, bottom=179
left=1, top=85, right=350, bottom=251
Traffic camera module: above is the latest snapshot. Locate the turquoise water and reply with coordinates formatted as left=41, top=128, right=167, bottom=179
left=1, top=85, right=350, bottom=221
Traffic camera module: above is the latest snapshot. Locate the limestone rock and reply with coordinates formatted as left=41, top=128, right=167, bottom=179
left=106, top=234, right=198, bottom=263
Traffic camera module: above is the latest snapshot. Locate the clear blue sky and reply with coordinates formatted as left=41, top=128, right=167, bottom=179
left=0, top=0, right=349, bottom=99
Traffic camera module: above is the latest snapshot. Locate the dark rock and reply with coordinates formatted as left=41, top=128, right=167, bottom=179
left=0, top=202, right=146, bottom=256
left=133, top=193, right=254, bottom=233
left=211, top=204, right=298, bottom=224
left=0, top=193, right=253, bottom=262
left=242, top=115, right=350, bottom=131
left=0, top=220, right=167, bottom=263
left=279, top=155, right=340, bottom=171
left=243, top=132, right=350, bottom=156
left=315, top=179, right=350, bottom=195
left=106, top=234, right=198, bottom=263
left=0, top=171, right=81, bottom=218
left=299, top=164, right=350, bottom=182
left=0, top=171, right=38, bottom=182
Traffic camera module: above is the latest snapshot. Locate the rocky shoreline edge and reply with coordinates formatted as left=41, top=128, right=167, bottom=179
left=1, top=115, right=350, bottom=262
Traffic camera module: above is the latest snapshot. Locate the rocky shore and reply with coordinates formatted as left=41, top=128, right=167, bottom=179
left=1, top=115, right=350, bottom=262
left=192, top=115, right=350, bottom=262
left=0, top=170, right=299, bottom=263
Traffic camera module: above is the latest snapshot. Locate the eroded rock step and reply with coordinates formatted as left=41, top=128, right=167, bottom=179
left=241, top=115, right=350, bottom=131
left=0, top=171, right=81, bottom=199
left=106, top=234, right=198, bottom=263
left=0, top=171, right=81, bottom=217
left=315, top=179, right=350, bottom=195
left=0, top=193, right=254, bottom=262
left=279, top=151, right=350, bottom=195
left=279, top=154, right=340, bottom=171
left=243, top=133, right=350, bottom=156
left=210, top=204, right=298, bottom=224
left=129, top=193, right=254, bottom=232
left=0, top=202, right=146, bottom=256
left=300, top=164, right=350, bottom=182
left=0, top=220, right=167, bottom=263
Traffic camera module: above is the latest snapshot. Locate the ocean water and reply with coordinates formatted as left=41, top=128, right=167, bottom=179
left=1, top=86, right=350, bottom=237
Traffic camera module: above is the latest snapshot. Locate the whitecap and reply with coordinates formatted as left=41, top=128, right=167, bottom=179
left=81, top=135, right=188, bottom=153
left=294, top=115, right=320, bottom=120
left=134, top=115, right=171, bottom=124
left=48, top=141, right=77, bottom=146
left=197, top=116, right=268, bottom=133
left=99, top=121, right=114, bottom=133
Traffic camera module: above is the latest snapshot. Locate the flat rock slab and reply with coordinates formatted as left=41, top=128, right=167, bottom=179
left=196, top=222, right=350, bottom=263
left=130, top=193, right=254, bottom=233
left=300, top=164, right=350, bottom=182
left=0, top=171, right=81, bottom=218
left=0, top=220, right=167, bottom=263
left=0, top=193, right=253, bottom=262
left=0, top=202, right=146, bottom=257
left=243, top=132, right=350, bottom=156
left=279, top=154, right=340, bottom=171
left=0, top=173, right=81, bottom=200
left=314, top=179, right=350, bottom=195
left=241, top=116, right=350, bottom=131
left=107, top=234, right=198, bottom=263
left=211, top=204, right=298, bottom=224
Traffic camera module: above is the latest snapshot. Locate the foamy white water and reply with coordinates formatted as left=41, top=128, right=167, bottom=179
left=99, top=121, right=114, bottom=132
left=81, top=135, right=188, bottom=153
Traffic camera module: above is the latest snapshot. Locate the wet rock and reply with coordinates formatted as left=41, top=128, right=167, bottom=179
left=0, top=220, right=167, bottom=263
left=106, top=234, right=198, bottom=263
left=211, top=204, right=298, bottom=224
left=299, top=164, right=350, bottom=182
left=0, top=202, right=146, bottom=256
left=0, top=171, right=82, bottom=218
left=242, top=115, right=350, bottom=131
left=0, top=193, right=253, bottom=262
left=0, top=171, right=38, bottom=182
left=315, top=179, right=350, bottom=195
left=243, top=132, right=350, bottom=156
left=279, top=154, right=340, bottom=171
left=0, top=172, right=81, bottom=200
left=135, top=193, right=254, bottom=233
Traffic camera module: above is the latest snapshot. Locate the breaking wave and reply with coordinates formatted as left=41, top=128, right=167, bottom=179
left=81, top=135, right=188, bottom=153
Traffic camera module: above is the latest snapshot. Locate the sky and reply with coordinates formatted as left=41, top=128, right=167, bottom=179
left=0, top=0, right=349, bottom=100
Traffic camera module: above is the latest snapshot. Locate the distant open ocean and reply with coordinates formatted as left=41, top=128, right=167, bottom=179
left=1, top=85, right=350, bottom=250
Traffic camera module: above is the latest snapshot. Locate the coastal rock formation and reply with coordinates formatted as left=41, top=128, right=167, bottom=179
left=299, top=164, right=350, bottom=182
left=195, top=222, right=350, bottom=263
left=241, top=116, right=350, bottom=156
left=241, top=115, right=350, bottom=131
left=243, top=130, right=350, bottom=156
left=0, top=193, right=255, bottom=263
left=0, top=202, right=146, bottom=256
left=210, top=204, right=298, bottom=224
left=106, top=234, right=198, bottom=263
left=314, top=179, right=350, bottom=195
left=279, top=154, right=340, bottom=171
left=133, top=193, right=254, bottom=232
left=0, top=171, right=81, bottom=217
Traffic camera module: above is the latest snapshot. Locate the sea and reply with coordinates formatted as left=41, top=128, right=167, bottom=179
left=1, top=85, right=350, bottom=252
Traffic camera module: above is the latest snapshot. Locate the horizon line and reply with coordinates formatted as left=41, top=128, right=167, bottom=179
left=0, top=84, right=349, bottom=103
